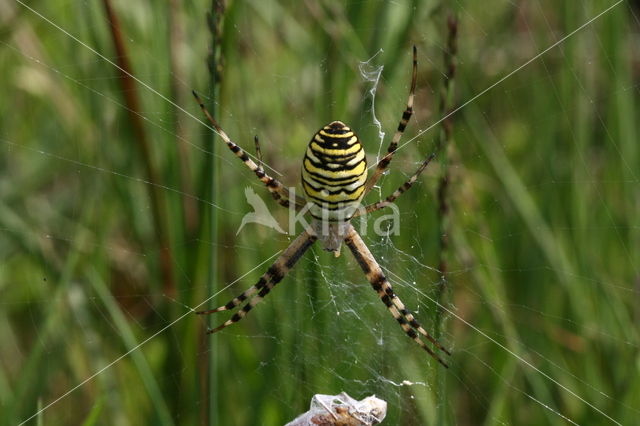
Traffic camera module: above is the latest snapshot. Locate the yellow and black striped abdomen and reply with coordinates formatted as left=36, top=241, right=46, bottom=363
left=301, top=121, right=368, bottom=221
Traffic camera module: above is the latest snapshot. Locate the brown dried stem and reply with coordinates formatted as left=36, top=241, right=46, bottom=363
left=101, top=0, right=175, bottom=296
left=169, top=0, right=199, bottom=234
left=436, top=14, right=458, bottom=281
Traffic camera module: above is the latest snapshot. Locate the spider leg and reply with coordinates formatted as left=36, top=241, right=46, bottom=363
left=193, top=91, right=307, bottom=209
left=364, top=46, right=418, bottom=195
left=196, top=272, right=268, bottom=315
left=254, top=135, right=263, bottom=170
left=354, top=153, right=435, bottom=217
left=343, top=225, right=450, bottom=368
left=197, top=230, right=317, bottom=334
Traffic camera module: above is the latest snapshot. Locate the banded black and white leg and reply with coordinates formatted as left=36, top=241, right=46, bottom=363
left=197, top=230, right=317, bottom=333
left=343, top=224, right=450, bottom=368
left=364, top=46, right=418, bottom=194
left=253, top=135, right=264, bottom=170
left=355, top=153, right=435, bottom=217
left=193, top=91, right=307, bottom=209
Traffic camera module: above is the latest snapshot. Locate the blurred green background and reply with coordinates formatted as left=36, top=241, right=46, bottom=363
left=1, top=0, right=638, bottom=424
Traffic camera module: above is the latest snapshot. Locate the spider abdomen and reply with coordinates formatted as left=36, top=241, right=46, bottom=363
left=301, top=121, right=368, bottom=221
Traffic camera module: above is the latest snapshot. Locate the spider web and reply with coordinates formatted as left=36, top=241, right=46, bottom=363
left=1, top=0, right=638, bottom=425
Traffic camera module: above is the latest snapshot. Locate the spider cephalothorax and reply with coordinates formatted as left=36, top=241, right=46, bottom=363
left=193, top=46, right=451, bottom=367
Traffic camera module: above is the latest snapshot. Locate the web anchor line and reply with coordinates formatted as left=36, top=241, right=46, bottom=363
left=384, top=268, right=623, bottom=426
left=17, top=252, right=282, bottom=426
left=367, top=0, right=625, bottom=171
left=12, top=0, right=625, bottom=423
left=12, top=0, right=284, bottom=178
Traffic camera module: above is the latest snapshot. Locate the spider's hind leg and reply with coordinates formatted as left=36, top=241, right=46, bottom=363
left=343, top=224, right=450, bottom=367
left=196, top=274, right=269, bottom=315
left=197, top=230, right=317, bottom=333
left=203, top=265, right=284, bottom=334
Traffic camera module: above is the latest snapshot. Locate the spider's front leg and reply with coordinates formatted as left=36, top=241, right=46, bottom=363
left=354, top=153, right=435, bottom=217
left=364, top=46, right=418, bottom=195
left=343, top=224, right=450, bottom=368
left=192, top=91, right=307, bottom=209
left=197, top=230, right=317, bottom=334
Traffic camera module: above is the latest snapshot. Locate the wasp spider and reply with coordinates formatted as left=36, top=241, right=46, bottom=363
left=194, top=47, right=450, bottom=367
